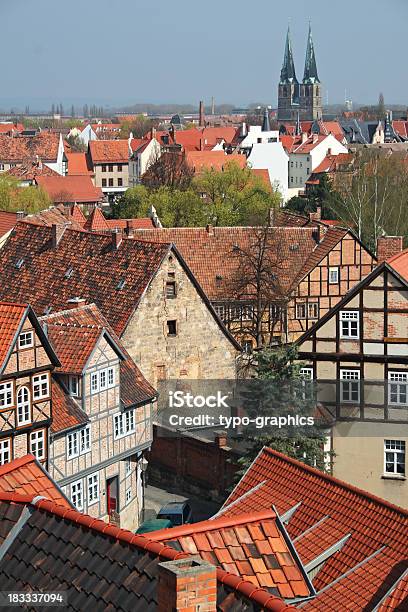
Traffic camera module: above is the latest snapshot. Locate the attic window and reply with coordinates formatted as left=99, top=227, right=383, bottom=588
left=289, top=244, right=299, bottom=251
left=15, top=258, right=24, bottom=270
left=116, top=278, right=126, bottom=290
left=216, top=274, right=223, bottom=281
left=65, top=267, right=74, bottom=279
left=44, top=305, right=52, bottom=315
left=232, top=245, right=240, bottom=252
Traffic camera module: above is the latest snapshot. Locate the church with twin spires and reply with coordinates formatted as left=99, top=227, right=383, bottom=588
left=277, top=24, right=323, bottom=122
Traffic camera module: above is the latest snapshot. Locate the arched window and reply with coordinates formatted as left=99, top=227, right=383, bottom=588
left=17, top=386, right=31, bottom=426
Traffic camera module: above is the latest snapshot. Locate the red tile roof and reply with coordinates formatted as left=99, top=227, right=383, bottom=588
left=35, top=175, right=103, bottom=204
left=147, top=509, right=313, bottom=599
left=387, top=247, right=408, bottom=281
left=130, top=226, right=318, bottom=300
left=0, top=455, right=71, bottom=507
left=0, top=492, right=297, bottom=611
left=65, top=151, right=93, bottom=176
left=68, top=203, right=87, bottom=226
left=89, top=139, right=129, bottom=163
left=0, top=132, right=62, bottom=162
left=0, top=223, right=239, bottom=351
left=43, top=303, right=156, bottom=408
left=0, top=211, right=18, bottom=239
left=222, top=447, right=408, bottom=610
left=83, top=206, right=110, bottom=231
left=312, top=153, right=354, bottom=174
left=22, top=205, right=86, bottom=231
left=0, top=301, right=27, bottom=371
left=51, top=378, right=89, bottom=434
left=106, top=217, right=155, bottom=230
left=45, top=323, right=104, bottom=374
left=251, top=168, right=272, bottom=190
left=186, top=151, right=247, bottom=172
left=292, top=135, right=327, bottom=154
left=377, top=570, right=408, bottom=611
left=7, top=160, right=60, bottom=180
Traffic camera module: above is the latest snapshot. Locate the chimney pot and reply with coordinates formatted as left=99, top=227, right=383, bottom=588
left=158, top=556, right=216, bottom=612
left=377, top=236, right=404, bottom=262
left=112, top=228, right=123, bottom=250
left=214, top=430, right=228, bottom=448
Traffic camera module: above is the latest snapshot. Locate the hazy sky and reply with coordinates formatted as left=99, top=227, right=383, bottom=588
left=1, top=0, right=406, bottom=109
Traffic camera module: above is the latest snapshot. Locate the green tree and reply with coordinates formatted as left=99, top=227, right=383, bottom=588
left=0, top=175, right=51, bottom=213
left=111, top=185, right=150, bottom=219
left=194, top=162, right=281, bottom=226
left=285, top=173, right=341, bottom=219
left=234, top=345, right=331, bottom=480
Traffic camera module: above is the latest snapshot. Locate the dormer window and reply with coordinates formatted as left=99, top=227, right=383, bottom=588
left=68, top=375, right=79, bottom=397
left=18, top=331, right=34, bottom=349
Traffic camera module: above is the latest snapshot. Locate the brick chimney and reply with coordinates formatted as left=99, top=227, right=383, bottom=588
left=199, top=101, right=205, bottom=128
left=111, top=228, right=122, bottom=250
left=51, top=224, right=66, bottom=248
left=125, top=220, right=134, bottom=237
left=67, top=297, right=86, bottom=309
left=158, top=557, right=217, bottom=612
left=377, top=236, right=403, bottom=262
left=309, top=206, right=322, bottom=222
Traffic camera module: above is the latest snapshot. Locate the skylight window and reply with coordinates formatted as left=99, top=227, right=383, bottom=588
left=15, top=258, right=24, bottom=270
left=116, top=278, right=126, bottom=290
left=64, top=267, right=74, bottom=279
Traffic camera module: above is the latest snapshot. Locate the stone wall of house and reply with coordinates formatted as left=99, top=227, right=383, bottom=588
left=123, top=252, right=238, bottom=386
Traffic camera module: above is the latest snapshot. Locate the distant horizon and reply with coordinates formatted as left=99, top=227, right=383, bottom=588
left=1, top=0, right=407, bottom=108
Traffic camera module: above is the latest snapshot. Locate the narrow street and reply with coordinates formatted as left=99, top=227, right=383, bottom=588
left=143, top=483, right=221, bottom=523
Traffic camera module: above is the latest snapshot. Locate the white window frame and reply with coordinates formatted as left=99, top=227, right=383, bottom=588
left=0, top=439, right=11, bottom=465
left=16, top=386, right=31, bottom=426
left=296, top=303, right=318, bottom=320
left=66, top=425, right=91, bottom=459
left=114, top=409, right=136, bottom=439
left=99, top=369, right=107, bottom=391
left=18, top=330, right=34, bottom=349
left=68, top=375, right=79, bottom=397
left=32, top=373, right=49, bottom=400
left=71, top=480, right=83, bottom=510
left=87, top=472, right=99, bottom=506
left=108, top=367, right=115, bottom=387
left=388, top=372, right=408, bottom=406
left=30, top=429, right=45, bottom=460
left=340, top=311, right=359, bottom=339
left=300, top=367, right=314, bottom=380
left=340, top=369, right=360, bottom=403
left=329, top=267, right=339, bottom=284
left=307, top=303, right=319, bottom=320
left=67, top=431, right=79, bottom=459
left=0, top=381, right=13, bottom=409
left=90, top=372, right=99, bottom=394
left=384, top=440, right=406, bottom=476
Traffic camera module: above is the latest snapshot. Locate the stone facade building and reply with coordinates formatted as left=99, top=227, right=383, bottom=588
left=0, top=222, right=240, bottom=386
left=278, top=25, right=323, bottom=122
left=0, top=302, right=59, bottom=467
left=296, top=260, right=408, bottom=508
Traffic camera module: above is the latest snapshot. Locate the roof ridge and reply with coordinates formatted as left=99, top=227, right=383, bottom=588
left=146, top=509, right=277, bottom=541
left=264, top=447, right=408, bottom=517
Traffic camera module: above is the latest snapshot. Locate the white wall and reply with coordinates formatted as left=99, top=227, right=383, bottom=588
left=247, top=142, right=289, bottom=202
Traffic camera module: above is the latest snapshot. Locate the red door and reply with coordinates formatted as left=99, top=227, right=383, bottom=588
left=106, top=476, right=119, bottom=519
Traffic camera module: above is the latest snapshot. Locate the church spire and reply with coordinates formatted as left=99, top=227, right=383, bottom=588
left=280, top=27, right=298, bottom=84
left=303, top=22, right=320, bottom=83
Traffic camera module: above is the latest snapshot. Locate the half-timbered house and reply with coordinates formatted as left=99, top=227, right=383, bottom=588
left=129, top=222, right=378, bottom=346
left=0, top=302, right=59, bottom=467
left=295, top=261, right=408, bottom=507
left=43, top=303, right=157, bottom=531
